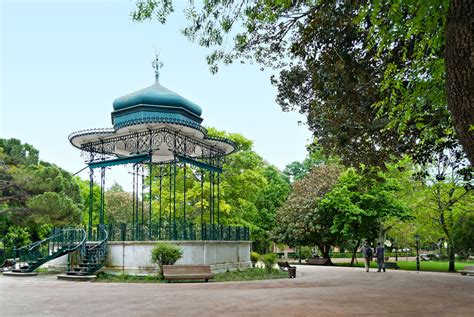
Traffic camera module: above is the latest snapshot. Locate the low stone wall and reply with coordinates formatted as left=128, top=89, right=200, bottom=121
left=47, top=240, right=251, bottom=275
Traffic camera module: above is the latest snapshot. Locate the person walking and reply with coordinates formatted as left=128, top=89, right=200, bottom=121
left=376, top=242, right=386, bottom=272
left=362, top=240, right=373, bottom=272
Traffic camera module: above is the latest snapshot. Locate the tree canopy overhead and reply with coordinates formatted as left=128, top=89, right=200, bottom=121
left=132, top=0, right=473, bottom=166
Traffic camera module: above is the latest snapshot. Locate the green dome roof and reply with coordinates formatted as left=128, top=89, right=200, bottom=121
left=112, top=81, right=202, bottom=116
left=111, top=79, right=203, bottom=130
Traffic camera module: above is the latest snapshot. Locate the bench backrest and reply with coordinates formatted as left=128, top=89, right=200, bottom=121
left=463, top=266, right=474, bottom=271
left=162, top=265, right=212, bottom=275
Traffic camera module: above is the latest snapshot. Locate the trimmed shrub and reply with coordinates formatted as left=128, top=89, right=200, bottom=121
left=300, top=246, right=312, bottom=259
left=151, top=242, right=183, bottom=278
left=262, top=253, right=277, bottom=270
left=250, top=252, right=260, bottom=267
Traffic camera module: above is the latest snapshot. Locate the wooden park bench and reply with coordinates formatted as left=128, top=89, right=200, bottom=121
left=0, top=259, right=15, bottom=272
left=458, top=266, right=474, bottom=276
left=162, top=265, right=214, bottom=282
left=277, top=261, right=296, bottom=278
left=306, top=257, right=330, bottom=266
left=384, top=262, right=399, bottom=270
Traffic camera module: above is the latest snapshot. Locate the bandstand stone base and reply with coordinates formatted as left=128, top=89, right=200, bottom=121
left=47, top=240, right=251, bottom=275
left=3, top=272, right=38, bottom=277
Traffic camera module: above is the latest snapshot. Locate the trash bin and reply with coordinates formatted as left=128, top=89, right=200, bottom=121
left=288, top=266, right=296, bottom=278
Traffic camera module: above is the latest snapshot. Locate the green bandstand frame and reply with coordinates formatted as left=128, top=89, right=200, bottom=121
left=69, top=56, right=249, bottom=243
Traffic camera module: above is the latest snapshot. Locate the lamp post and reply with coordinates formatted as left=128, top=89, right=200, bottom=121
left=415, top=234, right=420, bottom=272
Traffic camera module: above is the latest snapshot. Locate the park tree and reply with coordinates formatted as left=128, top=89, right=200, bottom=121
left=283, top=146, right=333, bottom=182
left=273, top=164, right=342, bottom=262
left=105, top=190, right=134, bottom=224
left=144, top=128, right=290, bottom=252
left=451, top=211, right=474, bottom=258
left=364, top=0, right=474, bottom=165
left=252, top=165, right=291, bottom=252
left=319, top=167, right=410, bottom=265
left=415, top=151, right=472, bottom=272
left=382, top=154, right=473, bottom=271
left=131, top=0, right=473, bottom=166
left=275, top=162, right=410, bottom=264
left=0, top=139, right=84, bottom=247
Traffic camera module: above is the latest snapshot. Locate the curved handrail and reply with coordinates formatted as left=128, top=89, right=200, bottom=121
left=82, top=225, right=108, bottom=275
left=15, top=232, right=63, bottom=253
left=14, top=228, right=87, bottom=271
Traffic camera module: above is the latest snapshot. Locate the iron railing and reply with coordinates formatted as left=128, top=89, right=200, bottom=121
left=84, top=224, right=108, bottom=274
left=14, top=228, right=86, bottom=272
left=104, top=222, right=250, bottom=242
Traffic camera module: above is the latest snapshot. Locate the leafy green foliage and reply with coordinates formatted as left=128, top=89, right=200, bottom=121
left=283, top=147, right=333, bottom=182
left=131, top=0, right=471, bottom=166
left=299, top=246, right=312, bottom=260
left=359, top=0, right=462, bottom=164
left=0, top=139, right=84, bottom=248
left=452, top=212, right=474, bottom=257
left=3, top=226, right=31, bottom=248
left=146, top=127, right=290, bottom=253
left=261, top=253, right=277, bottom=270
left=273, top=164, right=342, bottom=260
left=250, top=251, right=260, bottom=267
left=320, top=167, right=410, bottom=243
left=26, top=192, right=81, bottom=226
left=95, top=272, right=163, bottom=283
left=76, top=178, right=101, bottom=228
left=213, top=268, right=288, bottom=282
left=96, top=268, right=288, bottom=283
left=275, top=162, right=410, bottom=263
left=150, top=242, right=183, bottom=277
left=382, top=154, right=473, bottom=271
left=0, top=138, right=39, bottom=166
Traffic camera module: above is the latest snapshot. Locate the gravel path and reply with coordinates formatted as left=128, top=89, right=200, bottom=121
left=1, top=265, right=473, bottom=316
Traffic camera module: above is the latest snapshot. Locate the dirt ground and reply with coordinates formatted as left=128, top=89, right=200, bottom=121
left=1, top=265, right=473, bottom=316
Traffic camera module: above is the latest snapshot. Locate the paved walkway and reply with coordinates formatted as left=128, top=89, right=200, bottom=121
left=1, top=265, right=473, bottom=316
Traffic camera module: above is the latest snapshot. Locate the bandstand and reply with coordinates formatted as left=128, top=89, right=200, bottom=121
left=13, top=57, right=251, bottom=276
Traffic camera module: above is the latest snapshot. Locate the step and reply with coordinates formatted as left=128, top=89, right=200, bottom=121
left=3, top=271, right=38, bottom=277
left=60, top=274, right=96, bottom=281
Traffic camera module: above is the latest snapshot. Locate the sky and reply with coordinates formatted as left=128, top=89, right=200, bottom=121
left=0, top=0, right=311, bottom=190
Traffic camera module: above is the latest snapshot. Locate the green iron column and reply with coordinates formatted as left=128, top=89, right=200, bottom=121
left=173, top=159, right=177, bottom=240
left=135, top=164, right=140, bottom=240
left=131, top=164, right=136, bottom=240
left=141, top=166, right=145, bottom=225
left=159, top=164, right=163, bottom=239
left=200, top=169, right=204, bottom=240
left=88, top=168, right=94, bottom=240
left=148, top=158, right=153, bottom=240
left=217, top=171, right=220, bottom=239
left=209, top=170, right=214, bottom=239
left=183, top=162, right=187, bottom=240
left=168, top=163, right=172, bottom=239
left=99, top=167, right=105, bottom=225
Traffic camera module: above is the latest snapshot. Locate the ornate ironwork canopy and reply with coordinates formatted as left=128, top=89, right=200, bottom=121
left=68, top=57, right=245, bottom=242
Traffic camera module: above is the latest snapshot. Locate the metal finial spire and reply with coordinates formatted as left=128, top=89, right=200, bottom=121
left=152, top=54, right=164, bottom=82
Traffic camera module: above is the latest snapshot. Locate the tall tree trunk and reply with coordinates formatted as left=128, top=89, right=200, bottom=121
left=350, top=239, right=361, bottom=267
left=448, top=240, right=456, bottom=272
left=319, top=244, right=334, bottom=265
left=445, top=0, right=474, bottom=164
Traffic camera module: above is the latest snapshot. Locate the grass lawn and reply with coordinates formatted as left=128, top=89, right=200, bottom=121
left=95, top=268, right=288, bottom=283
left=336, top=260, right=474, bottom=272
left=95, top=272, right=163, bottom=283
left=213, top=268, right=288, bottom=282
